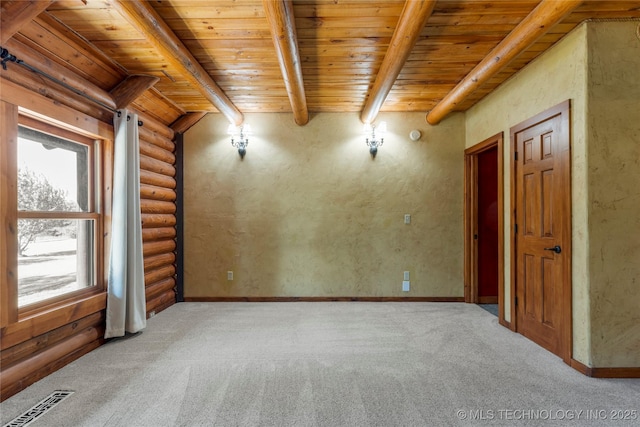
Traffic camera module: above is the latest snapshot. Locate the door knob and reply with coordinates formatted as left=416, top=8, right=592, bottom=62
left=544, top=245, right=562, bottom=254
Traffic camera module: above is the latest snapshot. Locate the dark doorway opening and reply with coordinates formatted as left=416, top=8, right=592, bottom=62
left=464, top=133, right=504, bottom=325
left=477, top=146, right=499, bottom=303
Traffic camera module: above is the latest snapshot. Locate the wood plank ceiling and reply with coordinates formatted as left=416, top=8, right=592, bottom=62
left=4, top=0, right=640, bottom=127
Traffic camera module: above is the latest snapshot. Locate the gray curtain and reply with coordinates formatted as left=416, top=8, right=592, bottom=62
left=105, top=110, right=146, bottom=338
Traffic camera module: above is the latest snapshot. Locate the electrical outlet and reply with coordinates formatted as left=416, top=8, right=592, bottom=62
left=227, top=271, right=233, bottom=281
left=404, top=271, right=410, bottom=281
left=402, top=281, right=410, bottom=292
left=148, top=310, right=156, bottom=318
left=404, top=214, right=411, bottom=224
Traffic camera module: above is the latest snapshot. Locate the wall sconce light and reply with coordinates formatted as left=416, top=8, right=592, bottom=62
left=227, top=123, right=252, bottom=159
left=363, top=121, right=387, bottom=157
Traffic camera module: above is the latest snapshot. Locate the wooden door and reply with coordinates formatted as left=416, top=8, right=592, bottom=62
left=512, top=101, right=571, bottom=361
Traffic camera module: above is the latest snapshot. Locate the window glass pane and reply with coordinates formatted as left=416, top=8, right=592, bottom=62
left=18, top=219, right=95, bottom=307
left=17, top=127, right=89, bottom=213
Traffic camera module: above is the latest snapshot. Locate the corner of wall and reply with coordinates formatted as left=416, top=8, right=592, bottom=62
left=585, top=20, right=640, bottom=368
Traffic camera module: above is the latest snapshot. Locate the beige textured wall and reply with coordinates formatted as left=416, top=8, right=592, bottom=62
left=586, top=22, right=640, bottom=367
left=184, top=112, right=464, bottom=298
left=465, top=25, right=591, bottom=363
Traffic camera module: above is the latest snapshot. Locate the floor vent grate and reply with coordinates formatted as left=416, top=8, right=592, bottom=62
left=3, top=390, right=74, bottom=427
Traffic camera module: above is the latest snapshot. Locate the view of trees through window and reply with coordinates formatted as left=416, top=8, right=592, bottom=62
left=17, top=126, right=96, bottom=307
left=18, top=168, right=76, bottom=255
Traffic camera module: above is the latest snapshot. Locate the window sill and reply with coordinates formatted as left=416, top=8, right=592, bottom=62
left=1, top=292, right=106, bottom=351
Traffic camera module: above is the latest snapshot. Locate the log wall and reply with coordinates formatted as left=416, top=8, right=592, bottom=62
left=0, top=40, right=178, bottom=401
left=138, top=122, right=178, bottom=317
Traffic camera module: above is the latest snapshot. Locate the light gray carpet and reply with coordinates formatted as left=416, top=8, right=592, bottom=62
left=1, top=302, right=639, bottom=426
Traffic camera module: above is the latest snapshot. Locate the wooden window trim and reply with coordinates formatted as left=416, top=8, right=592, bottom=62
left=0, top=293, right=107, bottom=351
left=17, top=212, right=100, bottom=220
left=1, top=100, right=19, bottom=328
left=15, top=115, right=105, bottom=315
left=0, top=84, right=113, bottom=341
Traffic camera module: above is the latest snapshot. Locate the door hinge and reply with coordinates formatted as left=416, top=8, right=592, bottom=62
left=514, top=151, right=518, bottom=161
left=474, top=234, right=478, bottom=240
left=515, top=296, right=519, bottom=306
left=515, top=224, right=518, bottom=234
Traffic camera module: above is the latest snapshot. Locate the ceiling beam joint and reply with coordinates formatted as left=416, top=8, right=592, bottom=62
left=110, top=75, right=160, bottom=109
left=170, top=112, right=208, bottom=134
left=111, top=0, right=243, bottom=125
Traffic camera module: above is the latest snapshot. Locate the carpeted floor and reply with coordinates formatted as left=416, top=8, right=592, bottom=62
left=1, top=302, right=639, bottom=426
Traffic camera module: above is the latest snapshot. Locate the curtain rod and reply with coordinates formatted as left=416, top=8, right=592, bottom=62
left=1, top=45, right=143, bottom=126
left=117, top=110, right=143, bottom=126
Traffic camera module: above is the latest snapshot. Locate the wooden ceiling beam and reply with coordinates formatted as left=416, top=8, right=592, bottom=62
left=426, top=0, right=583, bottom=125
left=111, top=0, right=244, bottom=125
left=170, top=112, right=208, bottom=134
left=110, top=75, right=160, bottom=109
left=263, top=0, right=308, bottom=126
left=1, top=1, right=54, bottom=44
left=360, top=0, right=436, bottom=124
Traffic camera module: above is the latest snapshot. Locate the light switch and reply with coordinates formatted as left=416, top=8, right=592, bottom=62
left=404, top=214, right=411, bottom=224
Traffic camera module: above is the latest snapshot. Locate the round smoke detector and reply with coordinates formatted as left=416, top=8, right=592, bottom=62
left=409, top=130, right=422, bottom=141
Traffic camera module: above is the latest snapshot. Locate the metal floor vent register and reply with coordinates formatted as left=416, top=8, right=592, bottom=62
left=4, top=390, right=74, bottom=427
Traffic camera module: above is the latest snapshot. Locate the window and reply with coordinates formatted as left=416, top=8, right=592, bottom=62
left=16, top=119, right=102, bottom=309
